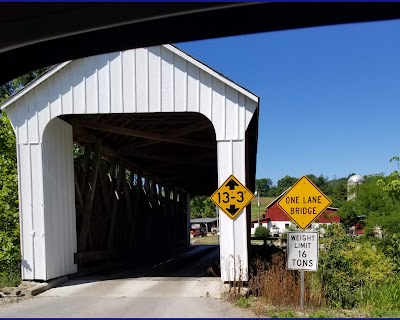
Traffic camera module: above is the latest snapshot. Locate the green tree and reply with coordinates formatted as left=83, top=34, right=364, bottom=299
left=255, top=178, right=272, bottom=197
left=254, top=225, right=270, bottom=238
left=190, top=195, right=216, bottom=219
left=0, top=112, right=20, bottom=286
left=275, top=175, right=298, bottom=195
left=340, top=174, right=400, bottom=235
left=378, top=156, right=400, bottom=201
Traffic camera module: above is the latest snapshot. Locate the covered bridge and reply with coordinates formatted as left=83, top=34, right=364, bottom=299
left=1, top=44, right=259, bottom=282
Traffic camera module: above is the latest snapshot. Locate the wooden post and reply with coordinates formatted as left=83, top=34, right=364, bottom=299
left=78, top=141, right=102, bottom=252
left=79, top=144, right=92, bottom=199
left=107, top=159, right=125, bottom=249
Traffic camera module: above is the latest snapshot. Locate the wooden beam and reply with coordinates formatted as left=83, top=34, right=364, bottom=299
left=98, top=160, right=112, bottom=219
left=122, top=150, right=215, bottom=165
left=72, top=125, right=157, bottom=177
left=70, top=119, right=214, bottom=149
left=74, top=169, right=84, bottom=210
left=123, top=122, right=213, bottom=151
left=78, top=141, right=102, bottom=252
left=107, top=159, right=125, bottom=249
left=79, top=145, right=92, bottom=198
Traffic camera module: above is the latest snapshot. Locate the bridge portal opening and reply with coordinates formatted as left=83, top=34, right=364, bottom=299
left=58, top=112, right=218, bottom=275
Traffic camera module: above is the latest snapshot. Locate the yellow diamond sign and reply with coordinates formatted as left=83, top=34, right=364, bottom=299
left=210, top=175, right=255, bottom=220
left=277, top=176, right=332, bottom=230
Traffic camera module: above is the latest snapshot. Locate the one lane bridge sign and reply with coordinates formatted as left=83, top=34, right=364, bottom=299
left=210, top=175, right=254, bottom=220
left=277, top=176, right=332, bottom=230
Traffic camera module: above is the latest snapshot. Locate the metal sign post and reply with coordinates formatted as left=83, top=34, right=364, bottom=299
left=287, top=230, right=319, bottom=310
left=300, top=269, right=305, bottom=310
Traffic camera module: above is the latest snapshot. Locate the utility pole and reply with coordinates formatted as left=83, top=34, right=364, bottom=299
left=255, top=187, right=260, bottom=225
left=258, top=191, right=260, bottom=224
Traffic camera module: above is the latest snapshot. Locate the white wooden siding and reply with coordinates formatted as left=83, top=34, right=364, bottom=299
left=42, top=118, right=77, bottom=279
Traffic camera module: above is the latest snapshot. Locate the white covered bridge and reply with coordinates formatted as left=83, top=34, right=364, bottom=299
left=1, top=44, right=259, bottom=282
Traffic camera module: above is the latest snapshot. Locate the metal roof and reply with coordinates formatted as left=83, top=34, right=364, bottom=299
left=190, top=218, right=218, bottom=224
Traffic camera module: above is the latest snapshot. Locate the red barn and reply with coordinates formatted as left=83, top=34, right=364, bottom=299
left=251, top=190, right=340, bottom=236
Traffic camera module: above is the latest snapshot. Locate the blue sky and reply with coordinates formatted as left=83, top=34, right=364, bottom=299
left=175, top=19, right=400, bottom=185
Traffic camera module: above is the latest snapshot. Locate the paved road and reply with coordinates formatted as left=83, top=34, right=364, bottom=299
left=0, top=246, right=256, bottom=318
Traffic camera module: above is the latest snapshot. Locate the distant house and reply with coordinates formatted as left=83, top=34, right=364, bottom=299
left=250, top=190, right=340, bottom=236
left=190, top=217, right=218, bottom=233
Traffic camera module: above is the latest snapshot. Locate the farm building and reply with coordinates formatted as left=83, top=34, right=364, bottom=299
left=251, top=191, right=340, bottom=236
left=190, top=217, right=218, bottom=233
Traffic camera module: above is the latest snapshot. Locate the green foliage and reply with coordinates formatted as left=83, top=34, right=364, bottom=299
left=380, top=233, right=400, bottom=273
left=308, top=309, right=335, bottom=318
left=378, top=156, right=400, bottom=201
left=255, top=178, right=272, bottom=197
left=73, top=143, right=85, bottom=160
left=340, top=174, right=400, bottom=235
left=318, top=224, right=395, bottom=308
left=190, top=195, right=216, bottom=218
left=236, top=296, right=252, bottom=308
left=254, top=225, right=270, bottom=238
left=0, top=112, right=20, bottom=286
left=361, top=280, right=400, bottom=312
left=275, top=175, right=298, bottom=196
left=267, top=310, right=298, bottom=318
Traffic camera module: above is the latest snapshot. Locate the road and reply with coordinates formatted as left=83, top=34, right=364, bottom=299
left=0, top=245, right=256, bottom=318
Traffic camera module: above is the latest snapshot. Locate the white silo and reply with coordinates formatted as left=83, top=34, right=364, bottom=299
left=347, top=174, right=365, bottom=200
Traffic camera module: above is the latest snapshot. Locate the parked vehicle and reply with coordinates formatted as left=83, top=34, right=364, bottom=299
left=192, top=227, right=207, bottom=237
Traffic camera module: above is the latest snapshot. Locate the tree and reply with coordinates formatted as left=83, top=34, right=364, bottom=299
left=0, top=111, right=20, bottom=285
left=340, top=174, right=400, bottom=235
left=378, top=156, right=400, bottom=201
left=255, top=178, right=272, bottom=197
left=275, top=175, right=298, bottom=195
left=254, top=225, right=270, bottom=238
left=190, top=195, right=217, bottom=219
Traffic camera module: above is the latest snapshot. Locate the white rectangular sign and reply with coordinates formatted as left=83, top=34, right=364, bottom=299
left=287, top=231, right=319, bottom=271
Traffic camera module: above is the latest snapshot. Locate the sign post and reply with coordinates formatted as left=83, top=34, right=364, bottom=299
left=278, top=176, right=331, bottom=310
left=287, top=231, right=319, bottom=310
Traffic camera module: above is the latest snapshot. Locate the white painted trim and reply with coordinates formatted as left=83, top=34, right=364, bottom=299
left=1, top=61, right=71, bottom=110
left=2, top=45, right=259, bottom=111
left=164, top=44, right=259, bottom=102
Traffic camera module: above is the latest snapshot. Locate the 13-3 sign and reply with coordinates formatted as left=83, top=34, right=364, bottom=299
left=210, top=175, right=254, bottom=220
left=216, top=191, right=245, bottom=203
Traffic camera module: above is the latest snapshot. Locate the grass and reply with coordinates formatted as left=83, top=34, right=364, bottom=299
left=361, top=280, right=400, bottom=311
left=191, top=234, right=219, bottom=245
left=250, top=196, right=274, bottom=221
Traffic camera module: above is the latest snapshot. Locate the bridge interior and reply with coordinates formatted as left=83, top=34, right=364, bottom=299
left=61, top=112, right=219, bottom=267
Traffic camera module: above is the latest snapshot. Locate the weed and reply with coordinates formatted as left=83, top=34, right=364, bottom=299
left=361, top=280, right=400, bottom=310
left=308, top=309, right=334, bottom=318
left=267, top=309, right=298, bottom=318
left=236, top=296, right=252, bottom=308
left=368, top=309, right=400, bottom=318
left=248, top=253, right=324, bottom=308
